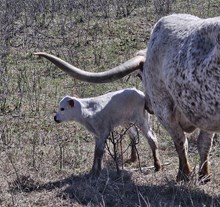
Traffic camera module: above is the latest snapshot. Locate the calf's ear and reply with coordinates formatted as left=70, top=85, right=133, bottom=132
left=68, top=99, right=75, bottom=107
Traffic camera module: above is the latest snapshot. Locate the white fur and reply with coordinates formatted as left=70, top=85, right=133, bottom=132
left=143, top=14, right=219, bottom=181
left=55, top=88, right=161, bottom=175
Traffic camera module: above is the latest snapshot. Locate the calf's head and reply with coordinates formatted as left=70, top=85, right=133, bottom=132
left=54, top=96, right=76, bottom=123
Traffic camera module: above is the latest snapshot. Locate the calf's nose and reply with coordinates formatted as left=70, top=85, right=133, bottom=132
left=54, top=115, right=60, bottom=123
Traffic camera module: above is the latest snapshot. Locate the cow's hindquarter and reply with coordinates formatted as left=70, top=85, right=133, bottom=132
left=143, top=15, right=194, bottom=180
left=145, top=92, right=191, bottom=180
left=165, top=17, right=220, bottom=132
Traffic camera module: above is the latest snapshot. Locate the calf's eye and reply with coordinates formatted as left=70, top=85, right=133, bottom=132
left=60, top=108, right=64, bottom=111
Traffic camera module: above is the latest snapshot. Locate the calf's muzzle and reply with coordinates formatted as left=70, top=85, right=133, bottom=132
left=54, top=115, right=61, bottom=123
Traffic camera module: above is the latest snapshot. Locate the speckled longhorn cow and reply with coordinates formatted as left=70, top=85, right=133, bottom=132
left=35, top=14, right=220, bottom=182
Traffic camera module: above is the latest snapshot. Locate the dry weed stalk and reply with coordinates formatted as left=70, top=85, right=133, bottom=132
left=105, top=124, right=141, bottom=175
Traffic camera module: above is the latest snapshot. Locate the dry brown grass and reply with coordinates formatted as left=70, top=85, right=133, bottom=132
left=1, top=114, right=219, bottom=206
left=0, top=1, right=220, bottom=206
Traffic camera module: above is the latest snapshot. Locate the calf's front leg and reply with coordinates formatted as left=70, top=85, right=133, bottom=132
left=90, top=133, right=109, bottom=176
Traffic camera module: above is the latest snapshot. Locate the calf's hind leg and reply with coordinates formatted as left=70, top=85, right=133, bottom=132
left=138, top=119, right=161, bottom=172
left=125, top=126, right=139, bottom=163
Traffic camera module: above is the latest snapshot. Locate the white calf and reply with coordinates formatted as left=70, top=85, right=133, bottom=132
left=54, top=88, right=161, bottom=175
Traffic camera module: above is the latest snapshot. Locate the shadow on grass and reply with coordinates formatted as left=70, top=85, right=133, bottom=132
left=9, top=168, right=220, bottom=207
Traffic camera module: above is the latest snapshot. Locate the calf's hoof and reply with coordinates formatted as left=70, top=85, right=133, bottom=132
left=125, top=158, right=136, bottom=165
left=154, top=161, right=161, bottom=172
left=199, top=173, right=211, bottom=184
left=88, top=168, right=101, bottom=178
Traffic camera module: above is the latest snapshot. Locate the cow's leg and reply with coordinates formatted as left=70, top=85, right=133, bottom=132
left=164, top=123, right=191, bottom=181
left=174, top=132, right=191, bottom=181
left=197, top=130, right=214, bottom=182
left=138, top=118, right=161, bottom=172
left=90, top=132, right=109, bottom=176
left=154, top=103, right=191, bottom=181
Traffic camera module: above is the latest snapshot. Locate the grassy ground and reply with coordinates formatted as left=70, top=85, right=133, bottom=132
left=0, top=1, right=220, bottom=206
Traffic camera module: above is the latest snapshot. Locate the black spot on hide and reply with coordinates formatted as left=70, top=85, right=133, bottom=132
left=181, top=73, right=186, bottom=80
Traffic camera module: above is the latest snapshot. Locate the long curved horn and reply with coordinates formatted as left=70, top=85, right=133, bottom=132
left=34, top=52, right=145, bottom=83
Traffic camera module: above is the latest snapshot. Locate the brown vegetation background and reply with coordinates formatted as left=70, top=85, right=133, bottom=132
left=0, top=0, right=219, bottom=206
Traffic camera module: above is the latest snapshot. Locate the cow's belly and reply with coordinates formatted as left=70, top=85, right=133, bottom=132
left=175, top=96, right=220, bottom=132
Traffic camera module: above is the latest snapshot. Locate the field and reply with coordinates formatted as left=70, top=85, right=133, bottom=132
left=0, top=0, right=220, bottom=206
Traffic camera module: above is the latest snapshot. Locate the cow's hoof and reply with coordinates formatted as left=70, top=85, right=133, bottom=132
left=176, top=170, right=191, bottom=182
